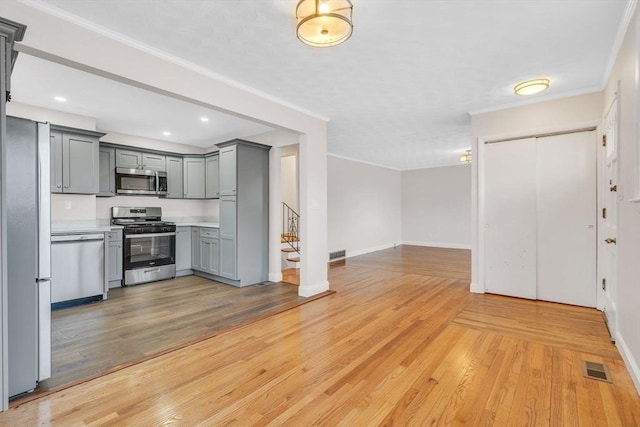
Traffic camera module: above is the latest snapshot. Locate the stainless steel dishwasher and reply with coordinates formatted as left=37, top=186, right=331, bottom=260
left=51, top=233, right=105, bottom=304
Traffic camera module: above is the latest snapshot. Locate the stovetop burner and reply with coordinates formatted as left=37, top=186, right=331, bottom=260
left=111, top=206, right=176, bottom=234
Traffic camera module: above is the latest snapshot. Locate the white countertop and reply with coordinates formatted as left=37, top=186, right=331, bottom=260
left=175, top=222, right=220, bottom=228
left=51, top=220, right=121, bottom=235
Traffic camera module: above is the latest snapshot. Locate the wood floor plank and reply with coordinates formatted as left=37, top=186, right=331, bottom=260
left=2, top=245, right=639, bottom=425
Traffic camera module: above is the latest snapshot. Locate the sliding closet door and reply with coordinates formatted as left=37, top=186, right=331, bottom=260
left=484, top=138, right=537, bottom=299
left=536, top=131, right=597, bottom=307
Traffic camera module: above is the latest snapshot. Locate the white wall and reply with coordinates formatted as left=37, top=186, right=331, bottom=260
left=602, top=4, right=640, bottom=394
left=327, top=155, right=401, bottom=257
left=401, top=164, right=471, bottom=249
left=95, top=196, right=218, bottom=220
left=281, top=155, right=298, bottom=212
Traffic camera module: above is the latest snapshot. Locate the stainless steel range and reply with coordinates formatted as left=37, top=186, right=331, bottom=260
left=111, top=207, right=176, bottom=286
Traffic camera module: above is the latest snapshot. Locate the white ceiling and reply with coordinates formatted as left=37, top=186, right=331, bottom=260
left=11, top=0, right=631, bottom=169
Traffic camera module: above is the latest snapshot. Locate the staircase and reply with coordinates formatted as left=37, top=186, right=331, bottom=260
left=282, top=203, right=300, bottom=269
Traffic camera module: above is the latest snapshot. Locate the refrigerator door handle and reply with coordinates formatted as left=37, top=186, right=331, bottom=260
left=37, top=122, right=51, bottom=280
left=37, top=279, right=51, bottom=381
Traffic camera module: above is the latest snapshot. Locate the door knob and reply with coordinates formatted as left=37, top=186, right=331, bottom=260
left=605, top=237, right=617, bottom=244
left=610, top=185, right=617, bottom=192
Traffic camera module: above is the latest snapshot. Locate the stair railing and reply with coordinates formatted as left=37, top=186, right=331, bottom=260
left=282, top=202, right=300, bottom=254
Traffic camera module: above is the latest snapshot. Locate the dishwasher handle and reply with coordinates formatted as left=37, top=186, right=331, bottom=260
left=51, top=233, right=105, bottom=243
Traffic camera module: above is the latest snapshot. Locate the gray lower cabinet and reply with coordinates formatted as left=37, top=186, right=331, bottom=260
left=199, top=228, right=219, bottom=275
left=205, top=154, right=220, bottom=199
left=183, top=157, right=205, bottom=198
left=98, top=146, right=116, bottom=196
left=175, top=226, right=192, bottom=271
left=191, top=227, right=201, bottom=269
left=216, top=140, right=270, bottom=286
left=51, top=126, right=104, bottom=194
left=107, top=229, right=123, bottom=288
left=166, top=156, right=183, bottom=198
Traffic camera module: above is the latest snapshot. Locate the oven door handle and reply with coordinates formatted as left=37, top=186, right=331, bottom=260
left=125, top=232, right=176, bottom=239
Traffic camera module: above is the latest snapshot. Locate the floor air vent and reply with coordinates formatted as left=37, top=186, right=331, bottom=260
left=582, top=361, right=611, bottom=383
left=329, top=250, right=346, bottom=261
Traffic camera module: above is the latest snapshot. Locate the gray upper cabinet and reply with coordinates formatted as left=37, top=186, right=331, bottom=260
left=216, top=140, right=270, bottom=286
left=115, top=149, right=141, bottom=169
left=205, top=154, right=220, bottom=199
left=183, top=157, right=205, bottom=199
left=116, top=149, right=165, bottom=171
left=166, top=156, right=183, bottom=199
left=219, top=145, right=237, bottom=196
left=51, top=126, right=104, bottom=194
left=142, top=153, right=166, bottom=171
left=98, top=146, right=116, bottom=197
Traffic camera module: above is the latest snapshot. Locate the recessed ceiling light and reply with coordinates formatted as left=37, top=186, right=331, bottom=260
left=163, top=131, right=171, bottom=136
left=514, top=78, right=550, bottom=96
left=200, top=117, right=209, bottom=122
left=53, top=96, right=67, bottom=103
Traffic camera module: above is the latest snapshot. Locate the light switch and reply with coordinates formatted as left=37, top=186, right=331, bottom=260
left=64, top=201, right=72, bottom=210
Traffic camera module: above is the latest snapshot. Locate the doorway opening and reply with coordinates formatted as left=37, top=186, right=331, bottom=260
left=280, top=145, right=300, bottom=286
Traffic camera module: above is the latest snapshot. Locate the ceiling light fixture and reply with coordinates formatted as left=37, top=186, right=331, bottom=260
left=200, top=117, right=209, bottom=122
left=460, top=150, right=472, bottom=164
left=514, top=78, right=550, bottom=96
left=163, top=131, right=171, bottom=136
left=53, top=96, right=67, bottom=103
left=296, top=0, right=353, bottom=48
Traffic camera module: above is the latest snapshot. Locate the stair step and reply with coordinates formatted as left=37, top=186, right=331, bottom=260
left=288, top=257, right=300, bottom=263
left=281, top=248, right=298, bottom=253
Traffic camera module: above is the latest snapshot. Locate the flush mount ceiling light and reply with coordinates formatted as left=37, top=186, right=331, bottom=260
left=296, top=0, right=353, bottom=47
left=53, top=96, right=67, bottom=103
left=460, top=150, right=472, bottom=164
left=514, top=78, right=550, bottom=96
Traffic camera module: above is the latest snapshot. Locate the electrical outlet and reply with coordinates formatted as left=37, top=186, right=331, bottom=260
left=64, top=201, right=72, bottom=210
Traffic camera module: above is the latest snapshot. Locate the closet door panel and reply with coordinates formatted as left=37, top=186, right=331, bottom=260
left=484, top=138, right=537, bottom=299
left=536, top=132, right=597, bottom=307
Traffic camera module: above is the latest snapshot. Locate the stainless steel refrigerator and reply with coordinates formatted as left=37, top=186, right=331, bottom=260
left=6, top=116, right=51, bottom=397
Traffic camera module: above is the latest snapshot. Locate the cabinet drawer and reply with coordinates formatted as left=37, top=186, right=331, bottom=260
left=108, top=230, right=123, bottom=243
left=200, top=228, right=219, bottom=239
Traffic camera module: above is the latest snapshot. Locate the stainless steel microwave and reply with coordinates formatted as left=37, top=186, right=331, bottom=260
left=115, top=168, right=168, bottom=195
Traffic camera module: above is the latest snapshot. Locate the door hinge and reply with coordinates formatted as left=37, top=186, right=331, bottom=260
left=602, top=135, right=607, bottom=147
left=602, top=278, right=606, bottom=290
left=602, top=208, right=606, bottom=219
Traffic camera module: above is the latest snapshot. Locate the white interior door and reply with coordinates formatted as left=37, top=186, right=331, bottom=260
left=484, top=138, right=537, bottom=299
left=536, top=131, right=597, bottom=307
left=602, top=100, right=618, bottom=338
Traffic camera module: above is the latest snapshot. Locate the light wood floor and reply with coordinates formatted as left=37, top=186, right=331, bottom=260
left=38, top=275, right=323, bottom=392
left=4, top=245, right=640, bottom=425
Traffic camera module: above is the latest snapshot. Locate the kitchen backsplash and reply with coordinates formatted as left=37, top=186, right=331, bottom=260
left=51, top=194, right=219, bottom=222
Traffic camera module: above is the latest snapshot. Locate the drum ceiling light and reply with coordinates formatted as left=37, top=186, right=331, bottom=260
left=296, top=0, right=353, bottom=47
left=514, top=78, right=550, bottom=96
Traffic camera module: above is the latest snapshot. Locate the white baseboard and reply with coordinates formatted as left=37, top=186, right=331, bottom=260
left=299, top=280, right=329, bottom=298
left=470, top=282, right=485, bottom=294
left=345, top=243, right=397, bottom=259
left=400, top=241, right=472, bottom=250
left=615, top=331, right=640, bottom=395
left=269, top=272, right=283, bottom=283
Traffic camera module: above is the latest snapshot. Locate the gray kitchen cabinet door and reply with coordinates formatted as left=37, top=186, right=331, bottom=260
left=191, top=227, right=200, bottom=270
left=142, top=153, right=166, bottom=171
left=175, top=226, right=192, bottom=271
left=50, top=130, right=63, bottom=193
left=183, top=157, right=205, bottom=199
left=219, top=196, right=237, bottom=279
left=63, top=133, right=99, bottom=194
left=166, top=156, right=183, bottom=199
left=115, top=149, right=142, bottom=169
left=107, top=230, right=123, bottom=285
left=200, top=238, right=219, bottom=275
left=205, top=154, right=220, bottom=199
left=98, top=147, right=115, bottom=196
left=219, top=145, right=237, bottom=196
